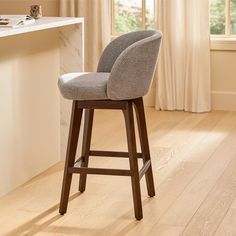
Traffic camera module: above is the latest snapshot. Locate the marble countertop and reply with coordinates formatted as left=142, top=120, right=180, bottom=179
left=0, top=16, right=84, bottom=38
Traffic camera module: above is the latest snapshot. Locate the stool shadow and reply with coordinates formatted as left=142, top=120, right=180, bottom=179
left=5, top=194, right=155, bottom=236
left=5, top=193, right=84, bottom=236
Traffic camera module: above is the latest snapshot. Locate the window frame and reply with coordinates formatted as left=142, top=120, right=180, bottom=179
left=211, top=0, right=236, bottom=38
left=111, top=0, right=155, bottom=37
left=111, top=0, right=236, bottom=49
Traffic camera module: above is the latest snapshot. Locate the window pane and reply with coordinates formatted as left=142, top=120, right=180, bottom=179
left=146, top=0, right=155, bottom=29
left=210, top=0, right=226, bottom=35
left=231, top=0, right=236, bottom=34
left=114, top=0, right=142, bottom=34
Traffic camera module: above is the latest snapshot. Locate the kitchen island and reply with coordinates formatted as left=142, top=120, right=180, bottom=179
left=0, top=17, right=84, bottom=196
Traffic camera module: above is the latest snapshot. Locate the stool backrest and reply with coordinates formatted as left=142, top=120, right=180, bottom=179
left=97, top=30, right=162, bottom=100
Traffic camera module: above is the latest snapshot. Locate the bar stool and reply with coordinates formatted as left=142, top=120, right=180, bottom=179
left=58, top=30, right=162, bottom=220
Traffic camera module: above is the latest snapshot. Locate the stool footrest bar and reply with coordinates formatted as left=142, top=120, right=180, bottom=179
left=89, top=150, right=143, bottom=158
left=69, top=167, right=132, bottom=176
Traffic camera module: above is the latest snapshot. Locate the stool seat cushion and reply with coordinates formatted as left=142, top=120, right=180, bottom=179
left=58, top=72, right=110, bottom=100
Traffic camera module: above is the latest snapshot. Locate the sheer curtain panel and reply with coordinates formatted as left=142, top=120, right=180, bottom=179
left=156, top=0, right=211, bottom=112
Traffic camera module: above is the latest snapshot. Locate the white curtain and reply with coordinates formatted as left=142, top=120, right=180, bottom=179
left=156, top=0, right=211, bottom=112
left=60, top=0, right=111, bottom=72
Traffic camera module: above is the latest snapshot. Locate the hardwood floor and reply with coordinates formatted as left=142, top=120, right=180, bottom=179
left=0, top=108, right=236, bottom=236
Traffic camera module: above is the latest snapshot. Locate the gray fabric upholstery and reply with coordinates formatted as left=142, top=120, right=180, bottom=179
left=58, top=72, right=110, bottom=100
left=58, top=30, right=162, bottom=101
left=97, top=30, right=160, bottom=73
left=107, top=31, right=162, bottom=100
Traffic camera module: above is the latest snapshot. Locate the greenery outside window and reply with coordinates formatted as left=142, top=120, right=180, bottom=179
left=112, top=0, right=236, bottom=39
left=111, top=0, right=155, bottom=36
left=210, top=0, right=236, bottom=36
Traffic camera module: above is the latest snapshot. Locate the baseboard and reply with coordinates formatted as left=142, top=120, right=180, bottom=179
left=212, top=91, right=236, bottom=111
left=144, top=90, right=236, bottom=111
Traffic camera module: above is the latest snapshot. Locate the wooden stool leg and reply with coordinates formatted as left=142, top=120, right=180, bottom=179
left=79, top=109, right=94, bottom=192
left=59, top=101, right=83, bottom=215
left=123, top=101, right=143, bottom=220
left=133, top=98, right=155, bottom=197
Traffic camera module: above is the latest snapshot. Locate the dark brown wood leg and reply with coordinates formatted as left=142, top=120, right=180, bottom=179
left=59, top=99, right=152, bottom=219
left=59, top=101, right=83, bottom=215
left=79, top=109, right=94, bottom=192
left=133, top=98, right=155, bottom=197
left=123, top=101, right=143, bottom=220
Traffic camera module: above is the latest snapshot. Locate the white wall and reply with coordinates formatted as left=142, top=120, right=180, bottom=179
left=211, top=43, right=236, bottom=111
left=0, top=0, right=59, bottom=16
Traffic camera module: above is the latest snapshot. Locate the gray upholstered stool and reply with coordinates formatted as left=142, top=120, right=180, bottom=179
left=58, top=30, right=162, bottom=220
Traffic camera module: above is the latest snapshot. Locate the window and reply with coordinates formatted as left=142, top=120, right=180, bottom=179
left=210, top=0, right=236, bottom=36
left=112, top=1, right=236, bottom=37
left=111, top=0, right=155, bottom=36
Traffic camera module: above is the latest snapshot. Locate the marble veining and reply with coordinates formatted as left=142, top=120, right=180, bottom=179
left=59, top=22, right=84, bottom=160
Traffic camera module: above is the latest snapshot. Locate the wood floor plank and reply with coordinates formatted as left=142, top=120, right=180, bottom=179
left=0, top=110, right=236, bottom=236
left=215, top=198, right=236, bottom=236
left=182, top=152, right=236, bottom=235
left=151, top=111, right=231, bottom=186
left=82, top=111, right=227, bottom=235
left=149, top=126, right=236, bottom=233
left=232, top=198, right=236, bottom=208
left=83, top=112, right=236, bottom=236
left=145, top=224, right=184, bottom=236
left=123, top=113, right=236, bottom=236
